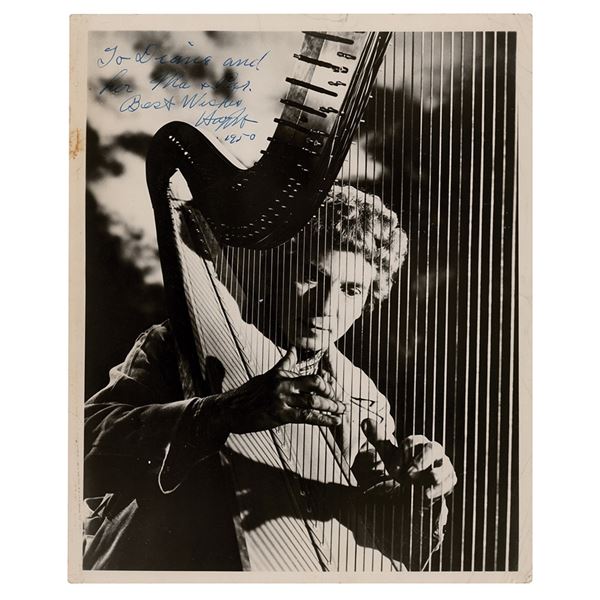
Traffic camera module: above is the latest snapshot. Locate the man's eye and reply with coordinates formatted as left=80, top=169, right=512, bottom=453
left=343, top=284, right=363, bottom=297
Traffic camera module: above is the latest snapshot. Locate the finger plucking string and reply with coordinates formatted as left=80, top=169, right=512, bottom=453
left=360, top=418, right=403, bottom=475
left=425, top=469, right=458, bottom=500
left=302, top=411, right=343, bottom=427
left=287, top=392, right=345, bottom=415
left=282, top=405, right=342, bottom=427
left=285, top=374, right=336, bottom=399
left=407, top=442, right=445, bottom=475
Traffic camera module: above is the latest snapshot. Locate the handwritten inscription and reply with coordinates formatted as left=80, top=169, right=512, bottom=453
left=224, top=132, right=256, bottom=144
left=94, top=40, right=265, bottom=138
left=97, top=43, right=213, bottom=69
left=119, top=95, right=177, bottom=112
left=193, top=108, right=257, bottom=131
left=99, top=69, right=134, bottom=95
left=222, top=51, right=270, bottom=70
left=149, top=71, right=251, bottom=93
left=118, top=93, right=257, bottom=131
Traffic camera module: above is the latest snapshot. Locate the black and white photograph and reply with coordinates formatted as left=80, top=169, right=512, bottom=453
left=69, top=13, right=531, bottom=581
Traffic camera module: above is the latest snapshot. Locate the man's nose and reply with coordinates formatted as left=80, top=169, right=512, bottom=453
left=319, top=284, right=338, bottom=316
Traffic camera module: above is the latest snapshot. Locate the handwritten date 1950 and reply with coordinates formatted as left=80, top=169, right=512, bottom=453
left=224, top=133, right=257, bottom=144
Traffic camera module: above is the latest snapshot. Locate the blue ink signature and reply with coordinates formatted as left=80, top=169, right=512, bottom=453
left=151, top=72, right=252, bottom=93
left=194, top=108, right=258, bottom=131
left=117, top=93, right=258, bottom=133
left=222, top=51, right=270, bottom=70
left=206, top=72, right=252, bottom=93
left=180, top=92, right=242, bottom=111
left=149, top=72, right=191, bottom=91
left=224, top=132, right=257, bottom=144
left=97, top=44, right=213, bottom=68
left=119, top=94, right=176, bottom=113
left=99, top=69, right=134, bottom=95
left=136, top=43, right=213, bottom=66
left=97, top=46, right=131, bottom=68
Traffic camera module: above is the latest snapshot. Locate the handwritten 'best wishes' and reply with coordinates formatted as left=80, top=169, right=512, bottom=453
left=119, top=93, right=258, bottom=132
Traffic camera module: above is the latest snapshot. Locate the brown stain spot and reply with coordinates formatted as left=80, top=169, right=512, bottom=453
left=69, top=128, right=83, bottom=160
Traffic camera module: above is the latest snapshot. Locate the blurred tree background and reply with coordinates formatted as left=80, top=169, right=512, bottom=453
left=85, top=124, right=166, bottom=397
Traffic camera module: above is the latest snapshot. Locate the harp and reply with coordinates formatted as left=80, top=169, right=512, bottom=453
left=146, top=30, right=519, bottom=572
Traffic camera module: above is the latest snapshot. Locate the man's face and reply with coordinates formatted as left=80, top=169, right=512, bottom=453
left=278, top=249, right=373, bottom=353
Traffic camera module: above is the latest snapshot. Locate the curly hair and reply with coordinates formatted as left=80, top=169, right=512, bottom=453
left=294, top=184, right=408, bottom=303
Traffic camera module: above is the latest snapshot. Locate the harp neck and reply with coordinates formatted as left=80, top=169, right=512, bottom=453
left=146, top=31, right=391, bottom=251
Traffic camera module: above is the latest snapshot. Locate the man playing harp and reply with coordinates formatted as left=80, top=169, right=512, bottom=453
left=83, top=184, right=457, bottom=571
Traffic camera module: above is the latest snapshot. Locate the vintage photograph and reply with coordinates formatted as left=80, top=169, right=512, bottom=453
left=70, top=14, right=531, bottom=581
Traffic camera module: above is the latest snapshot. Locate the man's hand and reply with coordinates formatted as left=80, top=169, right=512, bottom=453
left=222, top=347, right=347, bottom=434
left=361, top=418, right=457, bottom=500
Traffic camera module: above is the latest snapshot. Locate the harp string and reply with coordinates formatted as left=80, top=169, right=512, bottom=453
left=507, top=31, right=518, bottom=571
left=493, top=30, right=509, bottom=568
left=377, top=55, right=387, bottom=571
left=409, top=31, right=422, bottom=570
left=460, top=30, right=477, bottom=571
left=353, top=117, right=362, bottom=572
left=343, top=124, right=354, bottom=571
left=506, top=77, right=517, bottom=571
left=400, top=31, right=414, bottom=569
left=395, top=31, right=408, bottom=570
left=318, top=172, right=327, bottom=550
left=366, top=91, right=379, bottom=570
left=447, top=30, right=456, bottom=571
left=388, top=31, right=398, bottom=569
left=481, top=31, right=497, bottom=567
left=286, top=242, right=296, bottom=467
left=442, top=32, right=459, bottom=568
left=381, top=41, right=391, bottom=573
left=340, top=146, right=350, bottom=570
left=447, top=30, right=466, bottom=571
left=469, top=29, right=486, bottom=571
left=412, top=30, right=425, bottom=570
left=343, top=167, right=354, bottom=568
left=423, top=30, right=442, bottom=572
left=435, top=30, right=448, bottom=571
left=356, top=109, right=367, bottom=572
left=334, top=157, right=342, bottom=569
left=422, top=30, right=436, bottom=571
left=369, top=54, right=377, bottom=573
left=488, top=30, right=502, bottom=570
left=382, top=44, right=392, bottom=572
